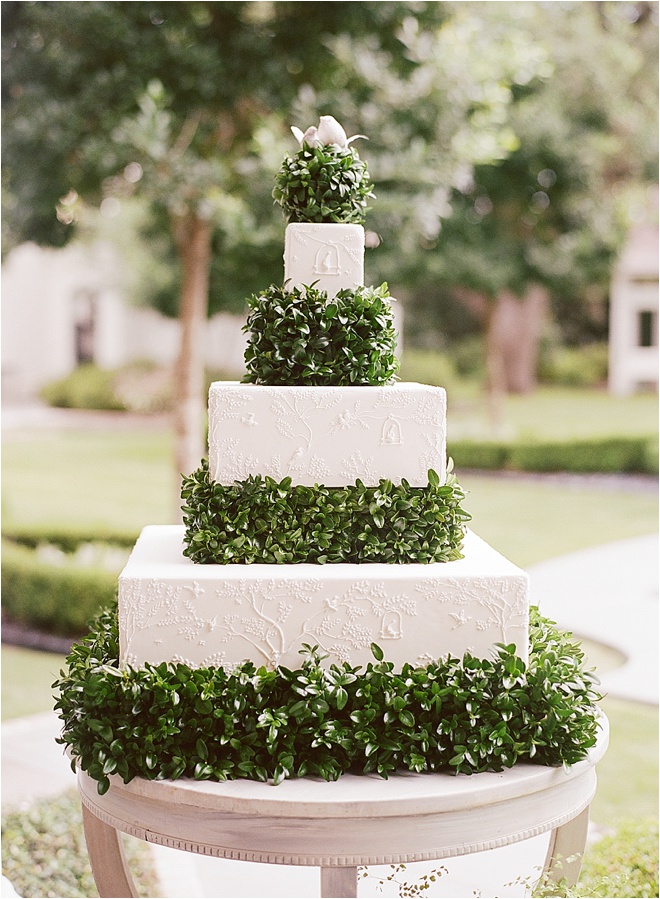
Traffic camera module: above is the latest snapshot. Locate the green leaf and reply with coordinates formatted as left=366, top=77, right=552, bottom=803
left=371, top=643, right=384, bottom=662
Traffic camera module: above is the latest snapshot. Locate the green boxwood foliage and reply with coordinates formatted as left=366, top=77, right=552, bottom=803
left=54, top=603, right=601, bottom=796
left=2, top=540, right=119, bottom=636
left=242, top=283, right=399, bottom=386
left=273, top=142, right=374, bottom=224
left=181, top=462, right=469, bottom=565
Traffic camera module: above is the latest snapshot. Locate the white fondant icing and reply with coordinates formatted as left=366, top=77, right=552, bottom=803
left=208, top=382, right=447, bottom=487
left=284, top=223, right=364, bottom=296
left=118, top=527, right=529, bottom=671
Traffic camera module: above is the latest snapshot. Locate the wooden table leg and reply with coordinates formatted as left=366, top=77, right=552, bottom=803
left=320, top=866, right=358, bottom=898
left=542, top=806, right=590, bottom=893
left=82, top=803, right=139, bottom=898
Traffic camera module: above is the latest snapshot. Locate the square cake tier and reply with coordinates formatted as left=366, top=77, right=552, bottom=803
left=119, top=526, right=529, bottom=671
left=284, top=223, right=364, bottom=296
left=208, top=382, right=447, bottom=487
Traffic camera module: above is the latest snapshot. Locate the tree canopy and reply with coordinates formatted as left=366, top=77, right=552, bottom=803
left=3, top=1, right=657, bottom=403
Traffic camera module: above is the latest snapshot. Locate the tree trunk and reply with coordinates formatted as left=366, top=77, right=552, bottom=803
left=498, top=285, right=548, bottom=394
left=481, top=284, right=548, bottom=431
left=483, top=300, right=508, bottom=433
left=171, top=211, right=213, bottom=518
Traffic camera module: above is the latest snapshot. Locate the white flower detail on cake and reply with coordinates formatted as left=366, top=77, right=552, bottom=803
left=290, top=115, right=366, bottom=149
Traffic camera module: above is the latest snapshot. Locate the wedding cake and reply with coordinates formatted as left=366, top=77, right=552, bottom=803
left=118, top=116, right=529, bottom=675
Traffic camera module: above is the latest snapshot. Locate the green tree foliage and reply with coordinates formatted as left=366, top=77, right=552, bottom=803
left=299, top=2, right=658, bottom=399
left=2, top=1, right=443, bottom=477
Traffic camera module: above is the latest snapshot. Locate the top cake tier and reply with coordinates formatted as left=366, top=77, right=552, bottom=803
left=284, top=223, right=364, bottom=296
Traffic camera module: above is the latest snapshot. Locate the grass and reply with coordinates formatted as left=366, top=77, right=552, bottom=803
left=3, top=430, right=657, bottom=564
left=591, top=697, right=659, bottom=824
left=448, top=385, right=658, bottom=441
left=459, top=472, right=658, bottom=568
left=2, top=429, right=176, bottom=531
left=2, top=646, right=68, bottom=721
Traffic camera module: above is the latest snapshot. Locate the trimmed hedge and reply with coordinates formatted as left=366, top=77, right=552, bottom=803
left=2, top=524, right=139, bottom=553
left=2, top=540, right=119, bottom=637
left=449, top=435, right=658, bottom=475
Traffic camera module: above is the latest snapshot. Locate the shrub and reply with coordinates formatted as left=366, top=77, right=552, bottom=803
left=273, top=142, right=374, bottom=224
left=539, top=343, right=609, bottom=388
left=449, top=436, right=657, bottom=474
left=449, top=335, right=486, bottom=380
left=2, top=540, right=120, bottom=636
left=41, top=363, right=124, bottom=411
left=3, top=524, right=138, bottom=553
left=40, top=360, right=173, bottom=413
left=448, top=440, right=511, bottom=471
left=510, top=437, right=653, bottom=474
left=242, top=283, right=399, bottom=386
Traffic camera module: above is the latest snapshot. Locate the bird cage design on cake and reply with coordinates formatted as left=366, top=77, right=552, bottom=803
left=381, top=415, right=403, bottom=446
left=313, top=242, right=341, bottom=276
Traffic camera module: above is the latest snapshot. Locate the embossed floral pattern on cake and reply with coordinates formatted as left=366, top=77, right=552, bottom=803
left=284, top=223, right=364, bottom=296
left=118, top=528, right=529, bottom=671
left=208, top=382, right=447, bottom=487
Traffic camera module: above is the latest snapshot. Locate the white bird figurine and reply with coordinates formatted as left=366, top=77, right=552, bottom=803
left=291, top=115, right=367, bottom=149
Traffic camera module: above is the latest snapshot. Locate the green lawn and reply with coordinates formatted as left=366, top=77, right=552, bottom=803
left=2, top=645, right=67, bottom=720
left=459, top=472, right=658, bottom=568
left=449, top=385, right=658, bottom=441
left=2, top=428, right=176, bottom=531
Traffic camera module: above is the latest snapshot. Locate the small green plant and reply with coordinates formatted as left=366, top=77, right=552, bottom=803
left=181, top=461, right=469, bottom=564
left=55, top=604, right=601, bottom=796
left=360, top=863, right=450, bottom=896
left=273, top=142, right=374, bottom=224
left=242, top=282, right=399, bottom=386
left=40, top=363, right=124, bottom=411
left=1, top=789, right=158, bottom=898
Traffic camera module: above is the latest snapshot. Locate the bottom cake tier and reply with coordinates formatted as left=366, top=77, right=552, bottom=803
left=119, top=526, right=529, bottom=670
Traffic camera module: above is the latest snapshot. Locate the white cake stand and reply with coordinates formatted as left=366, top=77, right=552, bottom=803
left=77, top=715, right=608, bottom=898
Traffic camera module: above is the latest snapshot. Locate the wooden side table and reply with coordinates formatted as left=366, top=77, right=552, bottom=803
left=78, top=716, right=608, bottom=898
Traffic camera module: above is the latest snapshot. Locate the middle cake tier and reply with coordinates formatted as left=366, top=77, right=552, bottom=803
left=208, top=382, right=447, bottom=487
left=119, top=526, right=529, bottom=671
